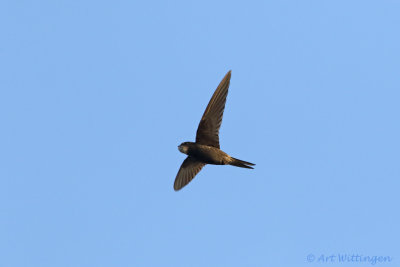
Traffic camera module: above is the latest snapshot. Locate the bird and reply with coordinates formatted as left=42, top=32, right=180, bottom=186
left=174, top=70, right=255, bottom=191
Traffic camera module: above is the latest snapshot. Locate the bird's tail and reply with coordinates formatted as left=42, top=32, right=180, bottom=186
left=229, top=157, right=255, bottom=169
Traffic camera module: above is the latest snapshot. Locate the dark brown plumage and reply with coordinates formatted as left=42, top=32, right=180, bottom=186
left=174, top=70, right=255, bottom=191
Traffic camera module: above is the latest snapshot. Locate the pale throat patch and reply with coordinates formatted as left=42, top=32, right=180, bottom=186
left=178, top=145, right=188, bottom=154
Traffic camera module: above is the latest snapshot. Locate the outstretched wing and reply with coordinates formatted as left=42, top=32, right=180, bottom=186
left=196, top=70, right=231, bottom=148
left=174, top=157, right=206, bottom=191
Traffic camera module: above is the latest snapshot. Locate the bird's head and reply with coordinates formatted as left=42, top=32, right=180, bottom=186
left=178, top=142, right=190, bottom=154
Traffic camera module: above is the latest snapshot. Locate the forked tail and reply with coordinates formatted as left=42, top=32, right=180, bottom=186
left=229, top=157, right=255, bottom=169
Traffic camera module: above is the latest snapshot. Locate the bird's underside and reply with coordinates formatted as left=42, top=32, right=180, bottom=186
left=174, top=71, right=255, bottom=191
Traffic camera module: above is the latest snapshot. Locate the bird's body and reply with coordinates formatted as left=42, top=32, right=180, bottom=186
left=174, top=70, right=255, bottom=191
left=179, top=142, right=230, bottom=165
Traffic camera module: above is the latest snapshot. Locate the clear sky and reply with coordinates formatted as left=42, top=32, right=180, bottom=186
left=1, top=1, right=399, bottom=266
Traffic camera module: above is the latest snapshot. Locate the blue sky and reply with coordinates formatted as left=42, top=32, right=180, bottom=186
left=1, top=1, right=399, bottom=266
